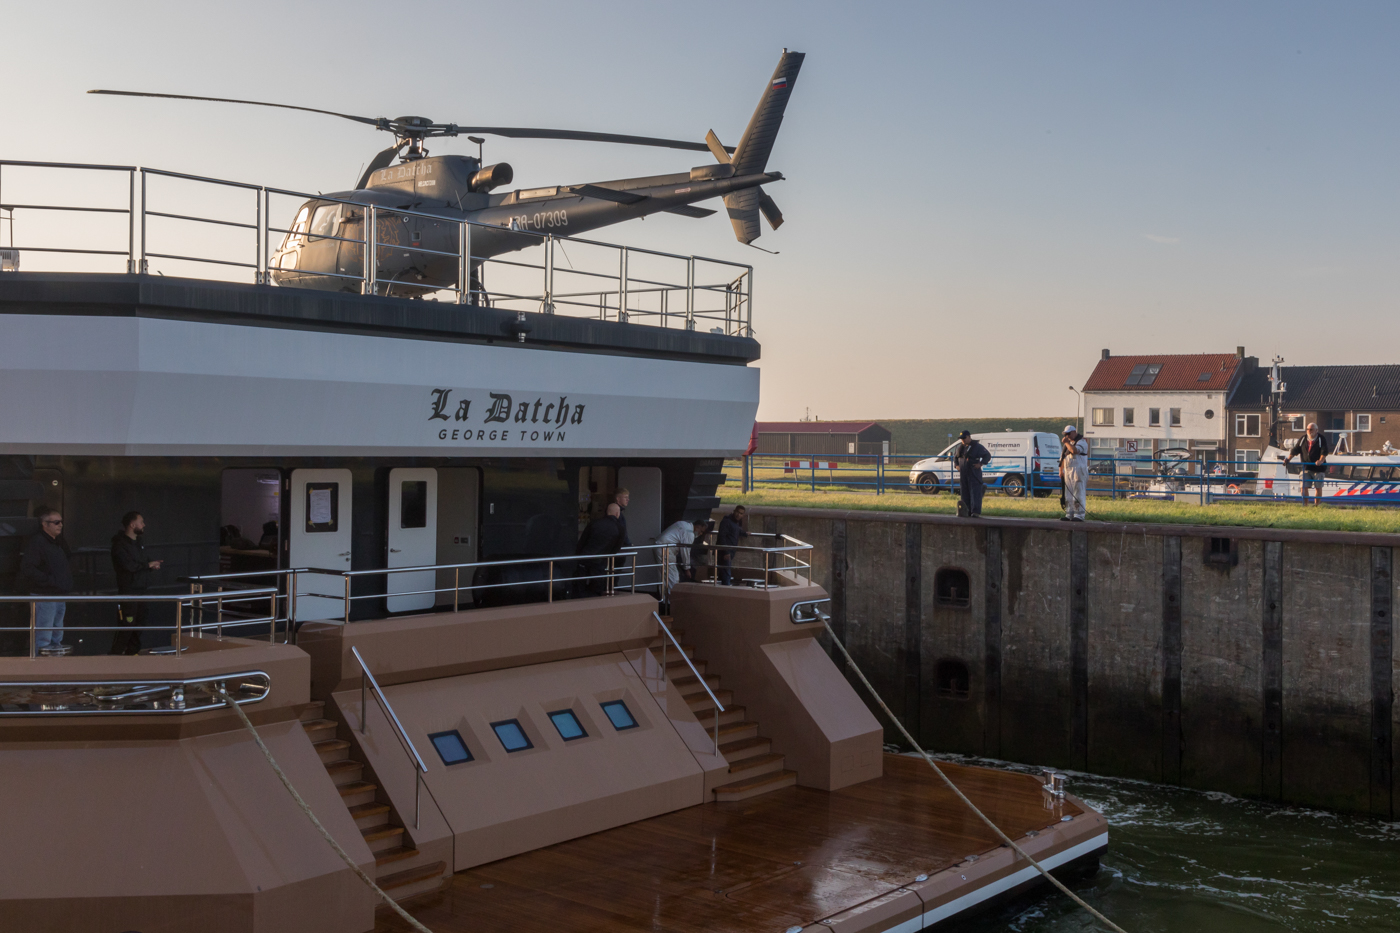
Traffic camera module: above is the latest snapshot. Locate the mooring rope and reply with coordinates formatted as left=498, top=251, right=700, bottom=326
left=214, top=690, right=436, bottom=933
left=818, top=619, right=1130, bottom=933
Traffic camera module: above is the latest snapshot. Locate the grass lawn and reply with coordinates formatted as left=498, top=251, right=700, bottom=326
left=718, top=486, right=1400, bottom=534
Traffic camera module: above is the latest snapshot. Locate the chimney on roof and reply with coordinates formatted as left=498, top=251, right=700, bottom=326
left=1236, top=346, right=1245, bottom=359
left=1101, top=349, right=1110, bottom=360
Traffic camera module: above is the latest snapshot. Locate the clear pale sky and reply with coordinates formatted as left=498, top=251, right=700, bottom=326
left=7, top=2, right=1399, bottom=420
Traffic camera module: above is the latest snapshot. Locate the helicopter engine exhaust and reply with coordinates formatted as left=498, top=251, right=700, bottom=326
left=470, top=162, right=513, bottom=192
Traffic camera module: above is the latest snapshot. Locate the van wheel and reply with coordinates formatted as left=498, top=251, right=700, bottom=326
left=1001, top=474, right=1026, bottom=497
left=916, top=473, right=941, bottom=495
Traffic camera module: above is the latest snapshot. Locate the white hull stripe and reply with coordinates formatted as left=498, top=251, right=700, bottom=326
left=871, top=832, right=1110, bottom=933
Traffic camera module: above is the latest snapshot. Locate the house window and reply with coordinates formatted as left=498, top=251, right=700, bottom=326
left=1091, top=408, right=1114, bottom=426
left=1124, top=364, right=1162, bottom=386
left=1235, top=449, right=1260, bottom=473
left=1356, top=414, right=1372, bottom=432
left=1170, top=408, right=1181, bottom=427
left=1123, top=408, right=1135, bottom=427
left=1288, top=414, right=1304, bottom=431
left=1235, top=413, right=1260, bottom=437
left=1148, top=408, right=1161, bottom=427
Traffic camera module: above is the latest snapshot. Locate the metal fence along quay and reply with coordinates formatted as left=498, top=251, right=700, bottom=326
left=0, top=159, right=754, bottom=337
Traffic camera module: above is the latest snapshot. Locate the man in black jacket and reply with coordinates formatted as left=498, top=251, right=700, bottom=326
left=110, top=511, right=163, bottom=655
left=717, top=505, right=748, bottom=585
left=952, top=431, right=992, bottom=518
left=19, top=508, right=73, bottom=653
left=576, top=503, right=625, bottom=596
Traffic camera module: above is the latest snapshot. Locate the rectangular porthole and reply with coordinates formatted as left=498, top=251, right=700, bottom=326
left=600, top=700, right=638, bottom=731
left=548, top=709, right=588, bottom=741
left=491, top=719, right=533, bottom=752
left=428, top=730, right=473, bottom=765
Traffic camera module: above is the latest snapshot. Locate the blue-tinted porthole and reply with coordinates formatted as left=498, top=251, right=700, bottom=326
left=428, top=729, right=473, bottom=765
left=548, top=709, right=588, bottom=741
left=491, top=719, right=533, bottom=752
left=600, top=700, right=638, bottom=731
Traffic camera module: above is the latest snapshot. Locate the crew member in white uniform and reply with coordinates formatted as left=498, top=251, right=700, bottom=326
left=655, top=520, right=708, bottom=591
left=1060, top=425, right=1089, bottom=522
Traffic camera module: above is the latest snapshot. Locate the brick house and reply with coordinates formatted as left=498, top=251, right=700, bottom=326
left=1080, top=347, right=1255, bottom=470
left=1226, top=364, right=1400, bottom=469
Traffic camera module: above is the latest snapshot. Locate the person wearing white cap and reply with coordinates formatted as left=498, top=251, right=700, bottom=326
left=1059, top=425, right=1089, bottom=522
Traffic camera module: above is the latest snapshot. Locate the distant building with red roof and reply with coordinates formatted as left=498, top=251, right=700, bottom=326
left=1079, top=347, right=1256, bottom=467
left=755, top=421, right=893, bottom=457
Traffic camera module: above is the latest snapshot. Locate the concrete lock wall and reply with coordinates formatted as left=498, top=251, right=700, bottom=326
left=745, top=507, right=1397, bottom=818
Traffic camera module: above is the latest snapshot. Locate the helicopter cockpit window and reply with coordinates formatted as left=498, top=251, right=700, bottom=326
left=309, top=204, right=341, bottom=240
left=283, top=206, right=311, bottom=249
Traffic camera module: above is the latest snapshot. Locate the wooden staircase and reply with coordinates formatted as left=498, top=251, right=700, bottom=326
left=652, top=622, right=797, bottom=802
left=298, top=702, right=448, bottom=903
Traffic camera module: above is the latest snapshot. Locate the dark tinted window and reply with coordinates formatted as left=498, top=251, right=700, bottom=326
left=491, top=719, right=533, bottom=752
left=600, top=700, right=638, bottom=731
left=548, top=709, right=587, bottom=741
left=401, top=480, right=428, bottom=529
left=428, top=730, right=473, bottom=765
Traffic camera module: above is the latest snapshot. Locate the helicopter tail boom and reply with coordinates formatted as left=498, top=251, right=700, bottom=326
left=722, top=49, right=804, bottom=245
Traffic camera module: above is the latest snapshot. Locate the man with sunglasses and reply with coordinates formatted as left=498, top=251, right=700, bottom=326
left=20, top=507, right=74, bottom=653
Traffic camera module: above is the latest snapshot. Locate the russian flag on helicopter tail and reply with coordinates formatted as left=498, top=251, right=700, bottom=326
left=771, top=76, right=788, bottom=90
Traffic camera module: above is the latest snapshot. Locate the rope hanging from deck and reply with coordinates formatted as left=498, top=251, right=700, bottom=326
left=215, top=690, right=436, bottom=933
left=818, top=620, right=1131, bottom=933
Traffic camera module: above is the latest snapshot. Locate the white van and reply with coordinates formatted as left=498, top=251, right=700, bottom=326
left=907, top=432, right=1063, bottom=497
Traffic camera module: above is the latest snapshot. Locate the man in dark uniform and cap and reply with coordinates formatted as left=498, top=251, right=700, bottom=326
left=952, top=431, right=992, bottom=518
left=575, top=503, right=625, bottom=596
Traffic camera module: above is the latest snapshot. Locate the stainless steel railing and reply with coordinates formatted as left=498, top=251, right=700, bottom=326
left=0, top=159, right=755, bottom=337
left=689, top=532, right=814, bottom=588
left=0, top=587, right=280, bottom=658
left=351, top=645, right=446, bottom=831
left=652, top=610, right=724, bottom=751
left=789, top=598, right=831, bottom=625
left=0, top=670, right=270, bottom=716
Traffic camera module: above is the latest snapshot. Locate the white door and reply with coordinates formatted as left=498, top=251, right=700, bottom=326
left=289, top=469, right=353, bottom=622
left=387, top=468, right=438, bottom=613
left=617, top=466, right=663, bottom=590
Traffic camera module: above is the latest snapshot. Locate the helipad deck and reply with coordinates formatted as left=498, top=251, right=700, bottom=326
left=377, top=755, right=1105, bottom=933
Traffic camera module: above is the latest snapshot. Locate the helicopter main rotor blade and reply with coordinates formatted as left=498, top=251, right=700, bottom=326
left=450, top=126, right=732, bottom=153
left=88, top=89, right=386, bottom=129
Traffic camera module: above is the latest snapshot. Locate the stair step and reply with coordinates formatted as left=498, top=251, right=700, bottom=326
left=717, top=706, right=747, bottom=725
left=337, top=780, right=378, bottom=798
left=672, top=674, right=722, bottom=696
left=375, top=846, right=421, bottom=868
left=652, top=644, right=696, bottom=659
left=378, top=861, right=447, bottom=900
left=713, top=769, right=798, bottom=802
left=314, top=739, right=352, bottom=763
left=664, top=658, right=705, bottom=675
left=686, top=689, right=735, bottom=714
left=301, top=718, right=339, bottom=738
left=717, top=719, right=760, bottom=740
left=299, top=701, right=326, bottom=723
left=348, top=802, right=392, bottom=828
left=728, top=752, right=785, bottom=777
left=719, top=735, right=772, bottom=762
left=325, top=759, right=365, bottom=783
left=362, top=825, right=406, bottom=853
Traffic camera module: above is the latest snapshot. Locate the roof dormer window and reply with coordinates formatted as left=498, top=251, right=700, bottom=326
left=1125, top=364, right=1162, bottom=386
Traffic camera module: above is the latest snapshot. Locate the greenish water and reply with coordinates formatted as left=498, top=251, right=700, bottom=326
left=943, top=758, right=1400, bottom=932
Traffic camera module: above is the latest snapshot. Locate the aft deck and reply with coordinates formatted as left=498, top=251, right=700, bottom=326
left=377, top=755, right=1104, bottom=933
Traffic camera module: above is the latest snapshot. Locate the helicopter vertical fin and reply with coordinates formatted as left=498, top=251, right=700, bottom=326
left=723, top=50, right=803, bottom=243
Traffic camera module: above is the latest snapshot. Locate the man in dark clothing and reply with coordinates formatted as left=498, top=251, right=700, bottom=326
left=110, top=511, right=163, bottom=655
left=1285, top=422, right=1330, bottom=506
left=690, top=520, right=713, bottom=583
left=952, top=431, right=992, bottom=518
left=19, top=507, right=73, bottom=653
left=613, top=488, right=632, bottom=548
left=717, top=505, right=748, bottom=585
left=576, top=503, right=625, bottom=596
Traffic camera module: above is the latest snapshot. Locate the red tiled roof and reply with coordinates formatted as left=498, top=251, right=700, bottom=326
left=1083, top=354, right=1242, bottom=392
left=757, top=421, right=879, bottom=434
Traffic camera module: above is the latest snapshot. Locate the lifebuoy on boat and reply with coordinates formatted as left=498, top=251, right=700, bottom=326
left=1226, top=484, right=1240, bottom=495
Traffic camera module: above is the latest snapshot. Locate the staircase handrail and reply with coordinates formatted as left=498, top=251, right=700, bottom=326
left=652, top=610, right=723, bottom=751
left=350, top=645, right=439, bottom=830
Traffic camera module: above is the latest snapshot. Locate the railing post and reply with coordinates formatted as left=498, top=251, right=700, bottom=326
left=458, top=220, right=471, bottom=304
left=343, top=575, right=351, bottom=624
left=28, top=601, right=36, bottom=659
left=360, top=675, right=367, bottom=735
left=685, top=257, right=695, bottom=330
left=260, top=188, right=270, bottom=284
left=127, top=169, right=137, bottom=273
left=253, top=186, right=262, bottom=284
left=543, top=235, right=554, bottom=313
left=363, top=204, right=377, bottom=296
left=548, top=560, right=554, bottom=603
left=619, top=247, right=628, bottom=321
left=745, top=265, right=754, bottom=337
left=453, top=567, right=460, bottom=612
left=173, top=599, right=182, bottom=652
left=139, top=169, right=148, bottom=274
left=415, top=771, right=422, bottom=830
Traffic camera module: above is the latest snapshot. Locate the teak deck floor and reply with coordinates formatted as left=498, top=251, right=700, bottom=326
left=378, top=756, right=1082, bottom=933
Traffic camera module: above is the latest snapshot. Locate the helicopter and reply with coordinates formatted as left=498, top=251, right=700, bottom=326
left=90, top=50, right=803, bottom=299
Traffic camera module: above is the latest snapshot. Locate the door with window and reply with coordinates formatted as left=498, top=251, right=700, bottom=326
left=289, top=469, right=353, bottom=622
left=387, top=468, right=438, bottom=613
